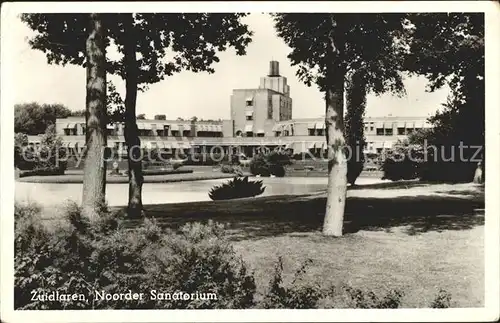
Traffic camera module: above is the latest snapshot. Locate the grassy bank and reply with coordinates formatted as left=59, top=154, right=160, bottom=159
left=36, top=182, right=484, bottom=307
left=137, top=183, right=484, bottom=307
left=16, top=171, right=239, bottom=184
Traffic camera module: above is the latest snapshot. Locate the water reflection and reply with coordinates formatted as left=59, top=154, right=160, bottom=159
left=15, top=177, right=385, bottom=207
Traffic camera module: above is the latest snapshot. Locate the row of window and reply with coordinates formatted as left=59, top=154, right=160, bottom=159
left=246, top=97, right=291, bottom=121
left=365, top=126, right=423, bottom=135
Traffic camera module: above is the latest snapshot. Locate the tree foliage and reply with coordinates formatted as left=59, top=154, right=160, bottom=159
left=272, top=13, right=409, bottom=236
left=272, top=13, right=407, bottom=96
left=21, top=13, right=254, bottom=217
left=14, top=102, right=72, bottom=135
left=344, top=71, right=366, bottom=185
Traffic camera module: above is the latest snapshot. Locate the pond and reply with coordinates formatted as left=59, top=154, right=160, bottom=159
left=15, top=176, right=387, bottom=208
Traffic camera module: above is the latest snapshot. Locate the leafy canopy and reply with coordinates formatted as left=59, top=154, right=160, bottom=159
left=404, top=13, right=484, bottom=95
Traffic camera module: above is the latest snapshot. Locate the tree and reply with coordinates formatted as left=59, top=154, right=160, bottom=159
left=21, top=13, right=253, bottom=218
left=404, top=13, right=484, bottom=182
left=37, top=124, right=68, bottom=171
left=344, top=71, right=366, bottom=185
left=81, top=13, right=108, bottom=221
left=14, top=102, right=72, bottom=135
left=273, top=13, right=407, bottom=236
left=14, top=133, right=30, bottom=169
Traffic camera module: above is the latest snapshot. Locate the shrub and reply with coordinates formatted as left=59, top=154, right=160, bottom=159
left=14, top=126, right=68, bottom=172
left=141, top=221, right=256, bottom=309
left=14, top=202, right=257, bottom=310
left=381, top=143, right=424, bottom=181
left=261, top=257, right=322, bottom=309
left=220, top=164, right=234, bottom=174
left=430, top=289, right=452, bottom=308
left=339, top=286, right=404, bottom=309
left=208, top=176, right=265, bottom=201
left=171, top=160, right=184, bottom=170
left=269, top=164, right=285, bottom=177
left=249, top=153, right=269, bottom=176
left=18, top=165, right=66, bottom=177
left=250, top=151, right=291, bottom=177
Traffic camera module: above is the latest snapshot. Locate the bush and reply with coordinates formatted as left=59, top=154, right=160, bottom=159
left=14, top=202, right=257, bottom=309
left=14, top=126, right=68, bottom=172
left=220, top=164, right=234, bottom=174
left=261, top=257, right=322, bottom=309
left=141, top=221, right=256, bottom=309
left=143, top=169, right=193, bottom=176
left=171, top=160, right=184, bottom=170
left=18, top=165, right=66, bottom=177
left=208, top=176, right=265, bottom=201
left=339, top=286, right=404, bottom=309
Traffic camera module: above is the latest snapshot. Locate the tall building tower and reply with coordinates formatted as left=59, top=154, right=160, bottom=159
left=259, top=61, right=291, bottom=96
left=230, top=61, right=293, bottom=137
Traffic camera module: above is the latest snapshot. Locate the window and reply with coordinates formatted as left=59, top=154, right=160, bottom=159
left=370, top=126, right=374, bottom=131
left=257, top=133, right=265, bottom=137
left=376, top=128, right=384, bottom=136
left=246, top=99, right=253, bottom=106
left=246, top=115, right=253, bottom=121
left=385, top=128, right=393, bottom=136
left=397, top=127, right=406, bottom=135
left=268, top=97, right=273, bottom=119
left=246, top=132, right=253, bottom=137
left=308, top=129, right=315, bottom=136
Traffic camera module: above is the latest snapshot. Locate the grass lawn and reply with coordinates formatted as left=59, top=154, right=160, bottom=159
left=40, top=181, right=484, bottom=308
left=16, top=170, right=238, bottom=184
left=123, top=182, right=484, bottom=308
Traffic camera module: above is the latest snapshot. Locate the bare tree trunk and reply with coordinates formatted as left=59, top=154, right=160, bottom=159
left=123, top=14, right=144, bottom=218
left=82, top=13, right=107, bottom=221
left=345, top=71, right=367, bottom=186
left=323, top=19, right=347, bottom=237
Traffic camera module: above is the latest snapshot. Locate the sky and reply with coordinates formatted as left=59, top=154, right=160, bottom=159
left=8, top=12, right=450, bottom=120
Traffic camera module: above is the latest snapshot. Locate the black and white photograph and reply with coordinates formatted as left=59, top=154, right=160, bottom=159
left=1, top=1, right=499, bottom=322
